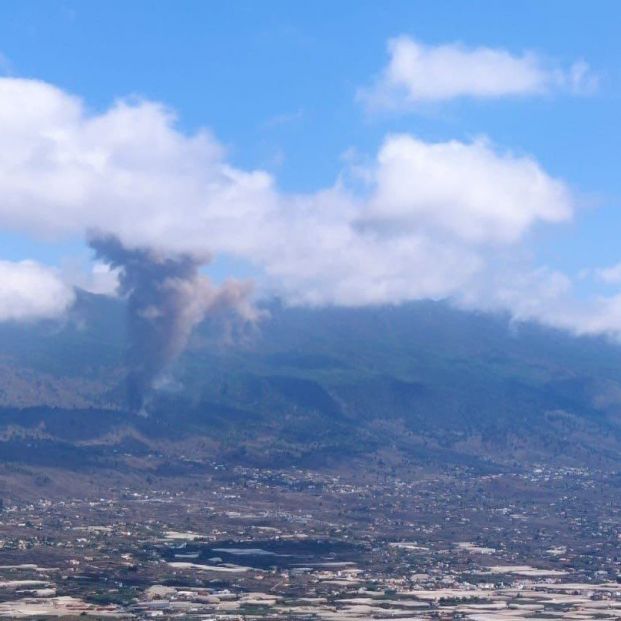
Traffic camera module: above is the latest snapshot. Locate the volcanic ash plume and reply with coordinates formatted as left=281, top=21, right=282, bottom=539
left=89, top=234, right=257, bottom=413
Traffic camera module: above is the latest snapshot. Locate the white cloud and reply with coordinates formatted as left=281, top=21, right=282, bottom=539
left=577, top=295, right=621, bottom=337
left=0, top=79, right=277, bottom=258
left=0, top=260, right=75, bottom=321
left=460, top=266, right=575, bottom=327
left=0, top=78, right=503, bottom=309
left=457, top=265, right=621, bottom=340
left=593, top=262, right=621, bottom=285
left=61, top=260, right=120, bottom=296
left=360, top=36, right=597, bottom=110
left=0, top=77, right=611, bottom=339
left=366, top=135, right=572, bottom=244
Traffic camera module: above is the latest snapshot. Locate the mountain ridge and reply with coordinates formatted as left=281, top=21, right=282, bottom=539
left=1, top=291, right=621, bottom=474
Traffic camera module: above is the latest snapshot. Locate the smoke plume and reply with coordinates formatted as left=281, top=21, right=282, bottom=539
left=89, top=233, right=256, bottom=413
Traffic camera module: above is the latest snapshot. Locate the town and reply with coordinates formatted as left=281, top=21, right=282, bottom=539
left=0, top=460, right=620, bottom=619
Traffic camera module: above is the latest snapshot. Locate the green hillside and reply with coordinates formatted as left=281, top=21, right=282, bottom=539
left=2, top=293, right=621, bottom=471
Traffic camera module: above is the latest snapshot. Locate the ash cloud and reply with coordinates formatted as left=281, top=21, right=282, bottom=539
left=89, top=233, right=257, bottom=413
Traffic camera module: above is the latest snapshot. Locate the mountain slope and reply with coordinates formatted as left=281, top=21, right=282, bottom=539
left=2, top=292, right=621, bottom=471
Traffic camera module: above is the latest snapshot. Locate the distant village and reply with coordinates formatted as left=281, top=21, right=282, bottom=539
left=0, top=461, right=620, bottom=618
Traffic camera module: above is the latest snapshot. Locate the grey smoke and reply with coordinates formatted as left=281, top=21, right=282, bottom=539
left=89, top=233, right=257, bottom=413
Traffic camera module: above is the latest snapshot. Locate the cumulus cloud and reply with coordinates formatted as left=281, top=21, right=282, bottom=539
left=593, top=262, right=621, bottom=285
left=0, top=76, right=611, bottom=340
left=366, top=135, right=572, bottom=244
left=0, top=260, right=75, bottom=321
left=0, top=79, right=276, bottom=256
left=62, top=260, right=120, bottom=296
left=360, top=36, right=597, bottom=110
left=0, top=78, right=576, bottom=309
left=463, top=266, right=621, bottom=340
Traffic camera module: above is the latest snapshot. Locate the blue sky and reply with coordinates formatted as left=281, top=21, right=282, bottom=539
left=0, top=1, right=620, bottom=332
left=0, top=2, right=617, bottom=184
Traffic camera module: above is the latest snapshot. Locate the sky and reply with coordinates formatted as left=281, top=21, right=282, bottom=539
left=0, top=1, right=620, bottom=336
